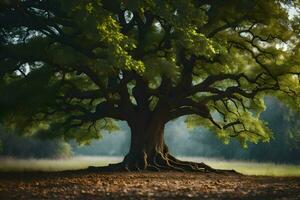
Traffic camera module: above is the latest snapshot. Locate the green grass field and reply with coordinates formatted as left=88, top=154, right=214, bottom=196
left=0, top=156, right=299, bottom=176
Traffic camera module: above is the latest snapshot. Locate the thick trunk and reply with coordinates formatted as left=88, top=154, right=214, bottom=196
left=87, top=110, right=238, bottom=174
left=128, top=118, right=165, bottom=159
left=121, top=112, right=170, bottom=171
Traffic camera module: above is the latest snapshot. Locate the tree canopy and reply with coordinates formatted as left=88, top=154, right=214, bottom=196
left=0, top=0, right=299, bottom=149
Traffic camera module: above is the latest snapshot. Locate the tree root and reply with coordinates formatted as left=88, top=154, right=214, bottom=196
left=87, top=153, right=241, bottom=175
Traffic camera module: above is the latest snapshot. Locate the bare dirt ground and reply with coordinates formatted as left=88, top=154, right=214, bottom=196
left=0, top=171, right=299, bottom=200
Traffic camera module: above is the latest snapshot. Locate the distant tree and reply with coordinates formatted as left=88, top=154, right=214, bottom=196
left=0, top=127, right=72, bottom=158
left=0, top=0, right=299, bottom=172
left=250, top=98, right=300, bottom=162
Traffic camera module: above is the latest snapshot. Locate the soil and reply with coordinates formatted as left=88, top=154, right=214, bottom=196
left=0, top=171, right=299, bottom=200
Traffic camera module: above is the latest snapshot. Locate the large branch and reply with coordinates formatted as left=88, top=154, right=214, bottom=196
left=167, top=98, right=212, bottom=122
left=205, top=17, right=246, bottom=38
left=189, top=73, right=264, bottom=97
left=117, top=71, right=136, bottom=115
left=176, top=48, right=196, bottom=92
left=64, top=101, right=126, bottom=127
left=206, top=85, right=279, bottom=101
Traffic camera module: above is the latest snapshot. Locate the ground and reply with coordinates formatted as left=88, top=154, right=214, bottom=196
left=0, top=171, right=299, bottom=200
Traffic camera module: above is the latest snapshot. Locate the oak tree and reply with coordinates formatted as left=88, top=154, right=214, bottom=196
left=0, top=0, right=299, bottom=172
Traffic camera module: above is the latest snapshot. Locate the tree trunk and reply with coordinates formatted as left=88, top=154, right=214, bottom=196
left=122, top=115, right=169, bottom=171
left=87, top=109, right=239, bottom=174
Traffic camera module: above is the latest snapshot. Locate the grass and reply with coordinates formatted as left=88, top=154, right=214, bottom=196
left=0, top=156, right=121, bottom=172
left=0, top=156, right=299, bottom=177
left=181, top=157, right=300, bottom=177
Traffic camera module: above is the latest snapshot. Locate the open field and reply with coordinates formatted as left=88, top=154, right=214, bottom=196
left=0, top=156, right=299, bottom=176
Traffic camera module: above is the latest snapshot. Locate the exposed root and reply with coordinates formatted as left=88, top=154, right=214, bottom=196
left=87, top=152, right=241, bottom=175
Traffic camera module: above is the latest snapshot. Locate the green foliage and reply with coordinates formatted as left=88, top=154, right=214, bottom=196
left=186, top=111, right=272, bottom=148
left=0, top=0, right=299, bottom=146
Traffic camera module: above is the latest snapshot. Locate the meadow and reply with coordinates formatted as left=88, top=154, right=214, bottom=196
left=0, top=156, right=299, bottom=176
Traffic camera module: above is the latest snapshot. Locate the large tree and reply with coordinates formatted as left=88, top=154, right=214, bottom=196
left=0, top=0, right=299, bottom=172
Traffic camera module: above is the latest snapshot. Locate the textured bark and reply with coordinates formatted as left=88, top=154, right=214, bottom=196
left=106, top=112, right=170, bottom=171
